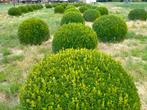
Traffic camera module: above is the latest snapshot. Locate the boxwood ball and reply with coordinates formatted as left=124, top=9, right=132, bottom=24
left=20, top=49, right=140, bottom=110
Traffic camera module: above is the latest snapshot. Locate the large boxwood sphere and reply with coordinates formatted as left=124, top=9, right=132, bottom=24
left=83, top=9, right=101, bottom=22
left=20, top=49, right=140, bottom=110
left=61, top=12, right=85, bottom=25
left=8, top=7, right=22, bottom=16
left=54, top=5, right=64, bottom=13
left=93, top=15, right=128, bottom=42
left=128, top=9, right=147, bottom=21
left=18, top=18, right=50, bottom=45
left=97, top=6, right=108, bottom=15
left=52, top=23, right=97, bottom=52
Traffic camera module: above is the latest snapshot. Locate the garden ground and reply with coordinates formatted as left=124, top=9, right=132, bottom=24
left=0, top=2, right=147, bottom=110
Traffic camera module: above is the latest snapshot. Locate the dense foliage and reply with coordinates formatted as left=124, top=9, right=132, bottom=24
left=128, top=9, right=147, bottom=20
left=52, top=23, right=97, bottom=52
left=54, top=5, right=64, bottom=13
left=83, top=9, right=101, bottom=22
left=45, top=4, right=52, bottom=8
left=64, top=8, right=81, bottom=14
left=18, top=6, right=29, bottom=13
left=79, top=6, right=89, bottom=13
left=61, top=12, right=84, bottom=25
left=20, top=49, right=140, bottom=110
left=97, top=6, right=109, bottom=15
left=93, top=15, right=128, bottom=42
left=18, top=18, right=50, bottom=45
left=8, top=7, right=22, bottom=16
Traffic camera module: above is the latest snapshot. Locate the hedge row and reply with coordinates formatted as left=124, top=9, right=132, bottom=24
left=8, top=4, right=43, bottom=16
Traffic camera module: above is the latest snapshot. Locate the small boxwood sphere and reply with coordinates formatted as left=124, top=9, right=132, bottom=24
left=79, top=6, right=88, bottom=13
left=26, top=5, right=33, bottom=12
left=128, top=9, right=147, bottom=21
left=65, top=5, right=75, bottom=10
left=64, top=8, right=81, bottom=14
left=83, top=9, right=101, bottom=22
left=54, top=5, right=64, bottom=13
left=93, top=15, right=128, bottom=42
left=18, top=18, right=50, bottom=45
left=61, top=12, right=84, bottom=25
left=97, top=6, right=108, bottom=15
left=8, top=7, right=22, bottom=16
left=52, top=23, right=97, bottom=52
left=18, top=6, right=29, bottom=13
left=20, top=49, right=140, bottom=110
left=45, top=4, right=52, bottom=8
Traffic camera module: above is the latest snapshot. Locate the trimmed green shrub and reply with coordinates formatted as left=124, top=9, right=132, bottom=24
left=45, top=4, right=52, bottom=8
left=128, top=9, right=147, bottom=21
left=31, top=4, right=38, bottom=10
left=20, top=48, right=140, bottom=110
left=26, top=5, right=33, bottom=12
left=83, top=9, right=101, bottom=22
left=79, top=6, right=88, bottom=13
left=74, top=2, right=85, bottom=7
left=65, top=5, right=75, bottom=10
left=8, top=7, right=22, bottom=16
left=61, top=12, right=85, bottom=25
left=18, top=18, right=50, bottom=45
left=18, top=6, right=29, bottom=13
left=52, top=23, right=97, bottom=52
left=54, top=5, right=64, bottom=13
left=64, top=8, right=81, bottom=14
left=93, top=15, right=128, bottom=42
left=97, top=6, right=108, bottom=15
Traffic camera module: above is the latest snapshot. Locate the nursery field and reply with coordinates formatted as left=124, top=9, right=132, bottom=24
left=0, top=2, right=147, bottom=110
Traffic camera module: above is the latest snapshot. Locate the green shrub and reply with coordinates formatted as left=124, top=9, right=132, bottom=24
left=8, top=7, right=22, bottom=16
left=61, top=12, right=84, bottom=25
left=128, top=9, right=147, bottom=21
left=64, top=8, right=81, bottom=14
left=65, top=5, right=75, bottom=10
left=18, top=18, right=50, bottom=45
left=52, top=23, right=97, bottom=52
left=26, top=5, right=33, bottom=12
left=31, top=4, right=38, bottom=10
left=18, top=6, right=29, bottom=13
left=83, top=9, right=101, bottom=22
left=20, top=48, right=140, bottom=110
left=60, top=3, right=68, bottom=9
left=54, top=5, right=64, bottom=13
left=74, top=2, right=85, bottom=7
left=79, top=6, right=88, bottom=13
left=45, top=4, right=52, bottom=8
left=93, top=15, right=128, bottom=42
left=97, top=6, right=108, bottom=15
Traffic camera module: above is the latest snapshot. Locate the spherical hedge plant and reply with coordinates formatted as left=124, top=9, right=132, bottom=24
left=93, top=15, right=128, bottom=42
left=26, top=5, right=33, bottom=12
left=97, top=6, right=108, bottom=15
left=79, top=6, right=88, bottom=13
left=18, top=18, right=50, bottom=45
left=61, top=12, right=85, bottom=25
left=45, top=4, right=52, bottom=8
left=8, top=7, right=22, bottom=16
left=128, top=9, right=147, bottom=21
left=83, top=9, right=101, bottom=22
left=54, top=5, right=64, bottom=13
left=52, top=23, right=97, bottom=52
left=65, top=5, right=75, bottom=10
left=20, top=49, right=140, bottom=110
left=18, top=6, right=29, bottom=13
left=64, top=8, right=81, bottom=14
